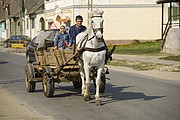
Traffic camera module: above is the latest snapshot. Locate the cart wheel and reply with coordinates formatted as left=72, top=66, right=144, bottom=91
left=3, top=42, right=8, bottom=48
left=26, top=54, right=31, bottom=63
left=93, top=73, right=106, bottom=94
left=42, top=73, right=54, bottom=97
left=24, top=63, right=36, bottom=92
left=73, top=76, right=82, bottom=89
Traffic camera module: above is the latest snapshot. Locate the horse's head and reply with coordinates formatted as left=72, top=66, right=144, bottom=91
left=89, top=9, right=104, bottom=42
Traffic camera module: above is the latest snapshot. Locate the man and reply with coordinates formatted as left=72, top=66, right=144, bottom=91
left=69, top=15, right=86, bottom=50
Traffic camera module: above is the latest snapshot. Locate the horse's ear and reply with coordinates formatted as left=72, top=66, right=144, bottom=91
left=99, top=10, right=104, bottom=16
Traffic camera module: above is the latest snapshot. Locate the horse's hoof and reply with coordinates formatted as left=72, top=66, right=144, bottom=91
left=83, top=95, right=91, bottom=101
left=96, top=100, right=102, bottom=106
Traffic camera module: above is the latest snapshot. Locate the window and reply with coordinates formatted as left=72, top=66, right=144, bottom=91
left=0, top=0, right=4, bottom=7
left=168, top=3, right=179, bottom=21
left=56, top=15, right=61, bottom=22
left=31, top=18, right=35, bottom=29
left=18, top=21, right=20, bottom=26
left=173, top=7, right=179, bottom=21
left=4, top=22, right=6, bottom=29
left=39, top=17, right=45, bottom=30
left=26, top=18, right=29, bottom=29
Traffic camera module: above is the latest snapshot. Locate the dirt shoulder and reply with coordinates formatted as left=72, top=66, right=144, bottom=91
left=108, top=54, right=180, bottom=81
left=0, top=87, right=52, bottom=120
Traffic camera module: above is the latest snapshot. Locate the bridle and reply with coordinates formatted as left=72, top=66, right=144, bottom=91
left=91, top=16, right=104, bottom=40
left=76, top=15, right=106, bottom=53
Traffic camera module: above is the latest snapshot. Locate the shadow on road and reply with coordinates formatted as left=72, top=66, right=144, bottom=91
left=33, top=84, right=81, bottom=98
left=102, top=83, right=166, bottom=105
left=0, top=79, right=24, bottom=85
left=0, top=61, right=9, bottom=65
left=53, top=85, right=81, bottom=98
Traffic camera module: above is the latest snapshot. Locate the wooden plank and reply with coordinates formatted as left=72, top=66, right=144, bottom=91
left=63, top=65, right=80, bottom=69
left=63, top=50, right=75, bottom=64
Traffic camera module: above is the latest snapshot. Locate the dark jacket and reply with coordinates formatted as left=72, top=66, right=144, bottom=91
left=69, top=24, right=86, bottom=45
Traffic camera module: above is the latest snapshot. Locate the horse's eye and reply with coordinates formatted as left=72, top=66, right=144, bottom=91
left=92, top=20, right=94, bottom=23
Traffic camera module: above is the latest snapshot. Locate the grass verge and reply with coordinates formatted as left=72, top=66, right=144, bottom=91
left=108, top=60, right=180, bottom=72
left=159, top=55, right=180, bottom=62
left=108, top=40, right=162, bottom=55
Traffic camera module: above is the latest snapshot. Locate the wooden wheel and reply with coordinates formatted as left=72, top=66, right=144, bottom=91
left=24, top=63, right=36, bottom=92
left=72, top=76, right=82, bottom=89
left=42, top=73, right=54, bottom=97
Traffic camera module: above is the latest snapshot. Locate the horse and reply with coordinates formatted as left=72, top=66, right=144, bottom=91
left=76, top=9, right=106, bottom=106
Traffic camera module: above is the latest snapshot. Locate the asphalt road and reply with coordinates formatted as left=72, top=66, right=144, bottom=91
left=0, top=52, right=180, bottom=120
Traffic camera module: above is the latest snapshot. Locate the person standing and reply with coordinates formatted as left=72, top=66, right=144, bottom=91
left=69, top=15, right=86, bottom=50
left=54, top=24, right=71, bottom=50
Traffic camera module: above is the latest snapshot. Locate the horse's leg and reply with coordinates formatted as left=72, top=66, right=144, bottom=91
left=83, top=65, right=91, bottom=101
left=80, top=69, right=86, bottom=95
left=79, top=61, right=86, bottom=95
left=95, top=66, right=104, bottom=106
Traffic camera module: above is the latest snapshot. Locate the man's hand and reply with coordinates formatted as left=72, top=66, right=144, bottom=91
left=68, top=44, right=72, bottom=49
left=54, top=46, right=58, bottom=49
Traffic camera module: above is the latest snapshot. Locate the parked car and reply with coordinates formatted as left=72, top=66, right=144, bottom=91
left=26, top=29, right=59, bottom=63
left=3, top=35, right=31, bottom=48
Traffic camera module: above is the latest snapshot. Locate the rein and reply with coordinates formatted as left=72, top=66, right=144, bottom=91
left=76, top=15, right=105, bottom=54
left=93, top=28, right=103, bottom=34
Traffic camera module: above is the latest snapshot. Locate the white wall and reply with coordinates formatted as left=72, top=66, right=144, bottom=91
left=25, top=16, right=30, bottom=37
left=43, top=0, right=162, bottom=41
left=25, top=13, right=45, bottom=39
left=0, top=22, right=7, bottom=40
left=71, top=5, right=161, bottom=41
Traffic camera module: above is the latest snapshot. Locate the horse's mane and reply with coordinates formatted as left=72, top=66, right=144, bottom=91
left=84, top=18, right=93, bottom=35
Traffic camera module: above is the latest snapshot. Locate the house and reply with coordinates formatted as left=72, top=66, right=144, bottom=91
left=0, top=0, right=26, bottom=43
left=44, top=0, right=162, bottom=45
left=1, top=0, right=168, bottom=45
left=157, top=0, right=180, bottom=55
left=0, top=0, right=44, bottom=41
left=25, top=0, right=44, bottom=39
left=0, top=0, right=11, bottom=42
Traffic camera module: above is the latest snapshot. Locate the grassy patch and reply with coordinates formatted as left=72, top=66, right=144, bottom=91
left=108, top=40, right=162, bottom=55
left=108, top=60, right=180, bottom=72
left=159, top=55, right=180, bottom=62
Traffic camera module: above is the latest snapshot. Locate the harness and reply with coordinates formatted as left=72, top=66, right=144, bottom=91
left=84, top=46, right=106, bottom=52
left=75, top=15, right=106, bottom=60
left=77, top=34, right=106, bottom=53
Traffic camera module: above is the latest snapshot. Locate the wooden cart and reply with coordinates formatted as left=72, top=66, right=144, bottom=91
left=24, top=39, right=82, bottom=97
left=24, top=37, right=114, bottom=97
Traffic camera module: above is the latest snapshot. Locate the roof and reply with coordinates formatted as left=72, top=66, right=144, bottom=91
left=157, top=0, right=180, bottom=4
left=9, top=0, right=21, bottom=18
left=26, top=0, right=44, bottom=15
left=0, top=8, right=5, bottom=21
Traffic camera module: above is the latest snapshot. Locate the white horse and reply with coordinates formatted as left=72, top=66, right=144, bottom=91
left=76, top=9, right=106, bottom=106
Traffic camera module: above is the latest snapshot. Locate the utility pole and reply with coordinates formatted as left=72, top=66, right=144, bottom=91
left=88, top=0, right=93, bottom=11
left=19, top=0, right=25, bottom=35
left=87, top=0, right=93, bottom=25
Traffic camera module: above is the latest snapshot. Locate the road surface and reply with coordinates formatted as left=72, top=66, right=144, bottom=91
left=0, top=52, right=180, bottom=120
